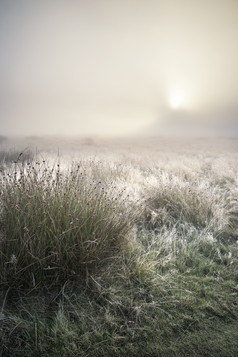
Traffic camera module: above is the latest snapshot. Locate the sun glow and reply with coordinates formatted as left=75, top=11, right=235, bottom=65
left=169, top=90, right=184, bottom=109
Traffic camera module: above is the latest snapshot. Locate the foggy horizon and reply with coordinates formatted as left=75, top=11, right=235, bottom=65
left=1, top=0, right=238, bottom=137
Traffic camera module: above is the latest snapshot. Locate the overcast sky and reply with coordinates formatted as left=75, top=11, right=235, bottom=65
left=0, top=0, right=238, bottom=136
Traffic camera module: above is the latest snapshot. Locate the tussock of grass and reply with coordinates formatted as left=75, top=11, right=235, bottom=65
left=143, top=173, right=227, bottom=231
left=0, top=162, right=136, bottom=290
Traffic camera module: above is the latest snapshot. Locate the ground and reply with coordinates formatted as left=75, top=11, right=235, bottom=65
left=0, top=136, right=237, bottom=356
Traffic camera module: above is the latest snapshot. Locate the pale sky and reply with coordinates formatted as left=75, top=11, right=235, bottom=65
left=0, top=0, right=238, bottom=136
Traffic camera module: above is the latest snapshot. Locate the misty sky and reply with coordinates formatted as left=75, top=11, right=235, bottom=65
left=0, top=0, right=238, bottom=136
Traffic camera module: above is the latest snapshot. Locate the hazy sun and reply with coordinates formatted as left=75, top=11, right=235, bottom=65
left=169, top=90, right=184, bottom=109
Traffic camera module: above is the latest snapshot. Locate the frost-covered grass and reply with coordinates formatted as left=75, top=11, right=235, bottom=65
left=0, top=161, right=137, bottom=290
left=0, top=137, right=238, bottom=356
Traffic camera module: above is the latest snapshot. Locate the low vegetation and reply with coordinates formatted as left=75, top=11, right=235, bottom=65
left=0, top=139, right=238, bottom=356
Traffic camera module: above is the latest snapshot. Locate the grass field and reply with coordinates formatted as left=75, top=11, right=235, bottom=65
left=0, top=136, right=238, bottom=356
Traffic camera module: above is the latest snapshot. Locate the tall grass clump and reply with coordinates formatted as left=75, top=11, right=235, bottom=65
left=142, top=171, right=227, bottom=232
left=0, top=161, right=136, bottom=290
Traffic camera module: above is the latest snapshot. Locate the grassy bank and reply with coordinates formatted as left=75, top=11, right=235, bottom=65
left=0, top=143, right=238, bottom=356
